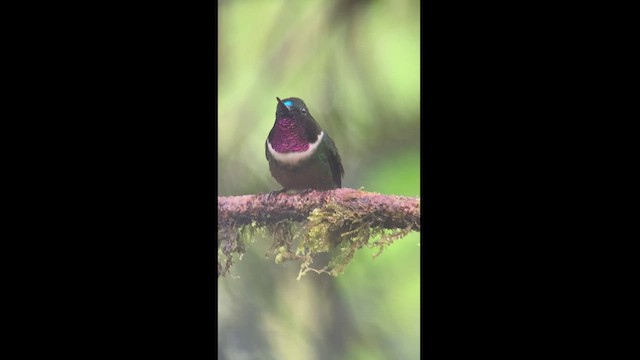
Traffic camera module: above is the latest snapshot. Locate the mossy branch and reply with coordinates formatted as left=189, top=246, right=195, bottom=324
left=218, top=188, right=420, bottom=231
left=218, top=188, right=420, bottom=279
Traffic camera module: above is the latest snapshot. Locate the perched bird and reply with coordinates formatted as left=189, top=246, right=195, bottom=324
left=266, top=97, right=344, bottom=193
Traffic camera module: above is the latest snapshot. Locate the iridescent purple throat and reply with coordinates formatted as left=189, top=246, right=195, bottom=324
left=271, top=118, right=309, bottom=153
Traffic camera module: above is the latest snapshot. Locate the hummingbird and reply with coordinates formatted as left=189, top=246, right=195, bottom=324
left=266, top=97, right=344, bottom=193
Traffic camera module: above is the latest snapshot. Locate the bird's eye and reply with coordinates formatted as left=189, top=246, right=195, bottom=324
left=301, top=107, right=307, bottom=115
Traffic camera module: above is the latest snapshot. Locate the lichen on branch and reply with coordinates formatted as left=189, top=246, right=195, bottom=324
left=217, top=188, right=420, bottom=279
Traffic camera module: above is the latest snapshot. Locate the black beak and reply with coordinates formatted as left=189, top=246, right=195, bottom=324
left=276, top=97, right=291, bottom=118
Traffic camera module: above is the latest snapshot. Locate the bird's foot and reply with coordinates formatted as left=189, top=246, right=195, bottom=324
left=266, top=189, right=285, bottom=201
left=298, top=188, right=315, bottom=196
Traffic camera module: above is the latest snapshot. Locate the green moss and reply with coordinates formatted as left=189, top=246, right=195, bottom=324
left=218, top=199, right=415, bottom=279
left=217, top=225, right=245, bottom=278
left=299, top=201, right=413, bottom=278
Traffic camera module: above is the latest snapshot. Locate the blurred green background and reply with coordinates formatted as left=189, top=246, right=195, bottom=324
left=218, top=0, right=420, bottom=359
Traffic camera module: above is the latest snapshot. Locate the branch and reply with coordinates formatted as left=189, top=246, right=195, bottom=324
left=218, top=188, right=420, bottom=279
left=218, top=188, right=420, bottom=231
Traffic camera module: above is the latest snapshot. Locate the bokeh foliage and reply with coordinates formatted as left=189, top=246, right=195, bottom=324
left=218, top=0, right=420, bottom=358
